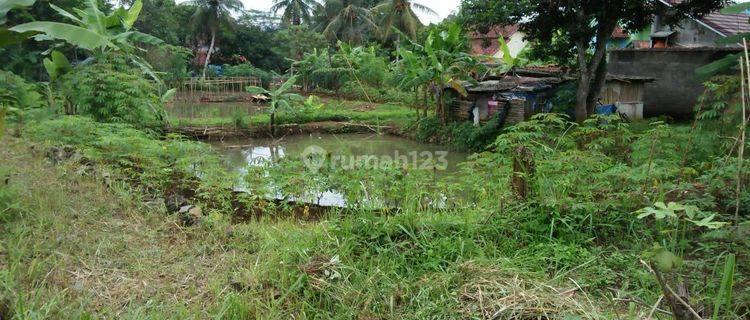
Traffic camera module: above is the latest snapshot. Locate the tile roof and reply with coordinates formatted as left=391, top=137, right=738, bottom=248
left=612, top=26, right=630, bottom=39
left=701, top=12, right=750, bottom=36
left=661, top=0, right=750, bottom=36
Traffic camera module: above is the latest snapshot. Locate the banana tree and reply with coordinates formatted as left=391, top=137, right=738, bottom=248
left=247, top=76, right=303, bottom=137
left=495, top=35, right=531, bottom=75
left=0, top=0, right=36, bottom=138
left=0, top=0, right=35, bottom=47
left=418, top=23, right=477, bottom=124
left=396, top=47, right=432, bottom=118
left=9, top=0, right=163, bottom=80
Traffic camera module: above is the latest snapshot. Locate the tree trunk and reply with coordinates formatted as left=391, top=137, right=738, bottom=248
left=573, top=18, right=615, bottom=122
left=270, top=110, right=276, bottom=137
left=575, top=74, right=591, bottom=123
left=587, top=57, right=609, bottom=116
left=202, top=28, right=216, bottom=79
left=423, top=87, right=429, bottom=118
left=414, top=87, right=420, bottom=120
left=586, top=22, right=614, bottom=116
left=436, top=81, right=446, bottom=125
left=512, top=145, right=535, bottom=199
left=574, top=38, right=591, bottom=123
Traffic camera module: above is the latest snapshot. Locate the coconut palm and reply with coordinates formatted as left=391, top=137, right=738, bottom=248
left=182, top=0, right=243, bottom=78
left=314, top=0, right=375, bottom=45
left=271, top=0, right=321, bottom=26
left=371, top=0, right=435, bottom=41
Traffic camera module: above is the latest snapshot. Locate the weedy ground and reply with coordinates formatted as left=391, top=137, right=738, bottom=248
left=1, top=112, right=748, bottom=319
left=0, top=133, right=616, bottom=319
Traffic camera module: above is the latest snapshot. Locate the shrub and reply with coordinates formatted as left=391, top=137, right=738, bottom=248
left=411, top=116, right=503, bottom=152
left=0, top=70, right=48, bottom=124
left=222, top=63, right=275, bottom=88
left=24, top=116, right=235, bottom=208
left=58, top=55, right=165, bottom=129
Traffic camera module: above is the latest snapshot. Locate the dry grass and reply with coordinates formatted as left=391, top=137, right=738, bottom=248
left=457, top=262, right=603, bottom=320
left=0, top=137, right=261, bottom=318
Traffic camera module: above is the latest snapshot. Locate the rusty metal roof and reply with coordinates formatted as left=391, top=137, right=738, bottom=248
left=465, top=76, right=568, bottom=93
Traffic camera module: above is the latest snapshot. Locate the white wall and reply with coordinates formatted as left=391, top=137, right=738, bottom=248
left=494, top=32, right=527, bottom=59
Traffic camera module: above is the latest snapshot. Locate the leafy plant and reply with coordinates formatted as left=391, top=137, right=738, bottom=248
left=183, top=0, right=243, bottom=78
left=494, top=35, right=535, bottom=74
left=10, top=0, right=162, bottom=52
left=246, top=76, right=302, bottom=136
left=0, top=0, right=35, bottom=48
left=9, top=0, right=163, bottom=81
left=0, top=70, right=47, bottom=130
left=397, top=22, right=480, bottom=124
left=58, top=55, right=165, bottom=128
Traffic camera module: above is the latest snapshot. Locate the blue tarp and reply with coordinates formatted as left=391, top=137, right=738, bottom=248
left=595, top=104, right=617, bottom=115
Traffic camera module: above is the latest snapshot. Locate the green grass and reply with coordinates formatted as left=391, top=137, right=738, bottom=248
left=0, top=136, right=619, bottom=319
left=1, top=114, right=748, bottom=319
left=167, top=99, right=418, bottom=129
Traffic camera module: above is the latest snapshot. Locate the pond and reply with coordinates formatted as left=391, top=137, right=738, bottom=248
left=211, top=133, right=470, bottom=207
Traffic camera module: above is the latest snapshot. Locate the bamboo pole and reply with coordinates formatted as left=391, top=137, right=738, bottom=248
left=737, top=40, right=749, bottom=224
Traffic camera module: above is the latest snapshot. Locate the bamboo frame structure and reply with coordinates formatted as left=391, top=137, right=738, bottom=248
left=165, top=77, right=264, bottom=104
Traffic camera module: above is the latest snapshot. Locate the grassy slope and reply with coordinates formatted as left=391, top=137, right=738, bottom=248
left=0, top=134, right=618, bottom=319
left=0, top=137, right=318, bottom=318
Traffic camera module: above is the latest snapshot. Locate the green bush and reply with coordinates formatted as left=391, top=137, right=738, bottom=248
left=0, top=70, right=49, bottom=124
left=58, top=55, right=165, bottom=129
left=24, top=116, right=234, bottom=207
left=411, top=115, right=503, bottom=152
left=222, top=63, right=275, bottom=88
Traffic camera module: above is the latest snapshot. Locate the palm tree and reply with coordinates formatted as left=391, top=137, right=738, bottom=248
left=183, top=0, right=243, bottom=78
left=271, top=0, right=321, bottom=26
left=314, top=0, right=375, bottom=45
left=371, top=0, right=435, bottom=41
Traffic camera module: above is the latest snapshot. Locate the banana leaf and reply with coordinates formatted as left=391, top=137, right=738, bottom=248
left=10, top=21, right=113, bottom=50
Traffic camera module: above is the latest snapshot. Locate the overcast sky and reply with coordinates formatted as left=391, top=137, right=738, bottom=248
left=178, top=0, right=461, bottom=25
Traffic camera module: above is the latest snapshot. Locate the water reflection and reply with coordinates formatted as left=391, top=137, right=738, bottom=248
left=167, top=102, right=264, bottom=119
left=212, top=133, right=469, bottom=207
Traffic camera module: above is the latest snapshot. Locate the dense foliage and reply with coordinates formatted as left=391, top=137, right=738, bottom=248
left=58, top=56, right=166, bottom=128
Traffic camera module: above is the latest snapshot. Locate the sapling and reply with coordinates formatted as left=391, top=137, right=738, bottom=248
left=246, top=76, right=302, bottom=137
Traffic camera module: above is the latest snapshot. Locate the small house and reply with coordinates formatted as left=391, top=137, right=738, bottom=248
left=446, top=68, right=570, bottom=125
left=651, top=0, right=750, bottom=48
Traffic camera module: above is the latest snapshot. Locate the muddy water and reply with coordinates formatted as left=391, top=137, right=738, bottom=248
left=212, top=133, right=469, bottom=207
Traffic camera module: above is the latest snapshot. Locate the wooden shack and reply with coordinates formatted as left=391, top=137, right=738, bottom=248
left=447, top=70, right=569, bottom=125
left=599, top=75, right=654, bottom=120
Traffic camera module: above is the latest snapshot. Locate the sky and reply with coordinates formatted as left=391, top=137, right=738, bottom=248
left=233, top=0, right=460, bottom=25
